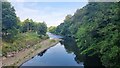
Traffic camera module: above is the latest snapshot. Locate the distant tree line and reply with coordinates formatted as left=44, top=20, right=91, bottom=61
left=48, top=26, right=56, bottom=33
left=2, top=1, right=47, bottom=43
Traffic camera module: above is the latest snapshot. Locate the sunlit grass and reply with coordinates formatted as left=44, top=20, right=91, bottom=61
left=2, top=32, right=41, bottom=57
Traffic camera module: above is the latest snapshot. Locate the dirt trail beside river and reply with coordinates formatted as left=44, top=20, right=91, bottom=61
left=2, top=39, right=60, bottom=66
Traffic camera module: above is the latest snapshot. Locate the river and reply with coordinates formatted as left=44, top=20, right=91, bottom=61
left=20, top=33, right=84, bottom=67
left=20, top=33, right=105, bottom=68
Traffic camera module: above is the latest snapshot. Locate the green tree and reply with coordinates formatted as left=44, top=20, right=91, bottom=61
left=37, top=22, right=47, bottom=36
left=54, top=14, right=72, bottom=36
left=21, top=19, right=36, bottom=33
left=54, top=2, right=120, bottom=68
left=2, top=2, right=19, bottom=42
left=48, top=26, right=56, bottom=33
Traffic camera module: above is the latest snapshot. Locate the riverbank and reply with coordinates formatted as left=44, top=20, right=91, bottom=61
left=2, top=39, right=60, bottom=66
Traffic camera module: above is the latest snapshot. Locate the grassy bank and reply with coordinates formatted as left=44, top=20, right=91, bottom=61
left=2, top=39, right=60, bottom=66
left=2, top=32, right=48, bottom=57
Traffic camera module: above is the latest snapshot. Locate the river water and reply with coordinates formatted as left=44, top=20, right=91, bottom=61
left=21, top=33, right=84, bottom=67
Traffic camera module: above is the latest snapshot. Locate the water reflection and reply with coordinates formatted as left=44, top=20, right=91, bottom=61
left=60, top=37, right=84, bottom=64
left=38, top=50, right=47, bottom=57
left=36, top=36, right=84, bottom=65
left=61, top=37, right=105, bottom=68
left=21, top=33, right=104, bottom=68
left=47, top=32, right=63, bottom=39
left=21, top=33, right=84, bottom=66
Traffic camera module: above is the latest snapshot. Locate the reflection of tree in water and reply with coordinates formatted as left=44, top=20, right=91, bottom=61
left=60, top=37, right=84, bottom=64
left=37, top=49, right=47, bottom=57
left=84, top=54, right=105, bottom=68
left=61, top=37, right=105, bottom=68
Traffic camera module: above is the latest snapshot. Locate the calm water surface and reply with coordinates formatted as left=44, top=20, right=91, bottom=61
left=21, top=33, right=84, bottom=67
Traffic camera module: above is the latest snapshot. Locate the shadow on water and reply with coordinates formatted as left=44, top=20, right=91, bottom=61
left=61, top=36, right=105, bottom=68
left=20, top=33, right=105, bottom=68
left=84, top=54, right=105, bottom=68
left=60, top=37, right=84, bottom=63
left=37, top=49, right=47, bottom=57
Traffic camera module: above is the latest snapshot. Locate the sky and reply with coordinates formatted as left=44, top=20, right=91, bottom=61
left=10, top=1, right=88, bottom=27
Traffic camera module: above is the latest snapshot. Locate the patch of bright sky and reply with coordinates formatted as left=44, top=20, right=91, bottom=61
left=10, top=1, right=88, bottom=27
left=9, top=0, right=88, bottom=2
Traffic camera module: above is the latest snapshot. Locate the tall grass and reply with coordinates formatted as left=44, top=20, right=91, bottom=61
left=2, top=32, right=42, bottom=57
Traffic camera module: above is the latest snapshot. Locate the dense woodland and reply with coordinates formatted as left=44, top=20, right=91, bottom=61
left=1, top=1, right=48, bottom=57
left=50, top=2, right=120, bottom=68
left=1, top=1, right=120, bottom=68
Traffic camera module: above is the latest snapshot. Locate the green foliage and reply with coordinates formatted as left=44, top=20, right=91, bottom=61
left=54, top=14, right=72, bottom=36
left=36, top=22, right=47, bottom=36
left=50, top=39, right=56, bottom=43
left=54, top=2, right=120, bottom=68
left=2, top=1, right=48, bottom=57
left=48, top=26, right=56, bottom=33
left=2, top=32, right=40, bottom=56
left=2, top=2, right=19, bottom=42
left=20, top=19, right=36, bottom=33
left=76, top=2, right=120, bottom=68
left=19, top=19, right=47, bottom=37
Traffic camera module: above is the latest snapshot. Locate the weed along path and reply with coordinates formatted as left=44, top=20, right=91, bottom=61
left=2, top=39, right=60, bottom=66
